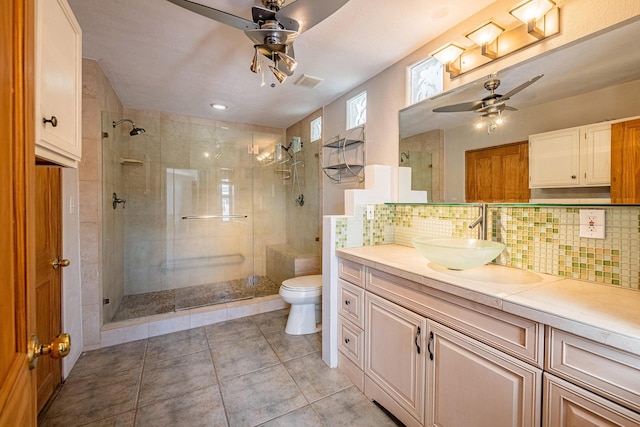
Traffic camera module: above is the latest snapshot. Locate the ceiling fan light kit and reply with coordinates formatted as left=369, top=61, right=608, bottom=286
left=430, top=0, right=559, bottom=79
left=433, top=74, right=544, bottom=135
left=167, top=0, right=349, bottom=84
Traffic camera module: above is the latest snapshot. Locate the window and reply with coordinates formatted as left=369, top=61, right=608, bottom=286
left=310, top=116, right=322, bottom=142
left=346, top=91, right=366, bottom=129
left=409, top=57, right=443, bottom=105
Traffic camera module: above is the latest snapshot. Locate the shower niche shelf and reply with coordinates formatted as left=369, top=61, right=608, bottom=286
left=322, top=125, right=365, bottom=184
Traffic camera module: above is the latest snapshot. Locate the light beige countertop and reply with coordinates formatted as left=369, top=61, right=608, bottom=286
left=336, top=244, right=640, bottom=356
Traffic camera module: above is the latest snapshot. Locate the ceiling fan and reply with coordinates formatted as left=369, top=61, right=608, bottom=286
left=167, top=0, right=350, bottom=83
left=433, top=74, right=544, bottom=119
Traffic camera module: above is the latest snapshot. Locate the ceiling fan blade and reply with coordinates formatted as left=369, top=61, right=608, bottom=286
left=167, top=0, right=258, bottom=31
left=276, top=0, right=350, bottom=33
left=433, top=100, right=484, bottom=113
left=505, top=106, right=518, bottom=111
left=497, top=74, right=543, bottom=102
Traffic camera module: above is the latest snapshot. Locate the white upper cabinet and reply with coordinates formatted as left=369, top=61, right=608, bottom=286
left=35, top=0, right=82, bottom=167
left=529, top=123, right=611, bottom=188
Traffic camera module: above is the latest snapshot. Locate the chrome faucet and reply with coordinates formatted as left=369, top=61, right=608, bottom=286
left=469, top=203, right=486, bottom=240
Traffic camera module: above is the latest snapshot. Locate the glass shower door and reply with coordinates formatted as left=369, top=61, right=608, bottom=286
left=172, top=126, right=256, bottom=310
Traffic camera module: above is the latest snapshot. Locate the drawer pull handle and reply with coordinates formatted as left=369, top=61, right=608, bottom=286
left=43, top=116, right=58, bottom=127
left=415, top=326, right=421, bottom=354
left=344, top=300, right=350, bottom=306
left=344, top=338, right=350, bottom=344
left=428, top=331, right=434, bottom=361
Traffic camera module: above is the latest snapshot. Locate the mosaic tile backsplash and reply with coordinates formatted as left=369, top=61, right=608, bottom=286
left=336, top=204, right=640, bottom=290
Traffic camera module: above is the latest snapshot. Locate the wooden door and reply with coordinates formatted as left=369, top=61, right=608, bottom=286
left=34, top=167, right=63, bottom=412
left=465, top=141, right=530, bottom=202
left=611, top=119, right=640, bottom=203
left=426, top=321, right=542, bottom=427
left=365, top=292, right=426, bottom=426
left=0, top=0, right=37, bottom=425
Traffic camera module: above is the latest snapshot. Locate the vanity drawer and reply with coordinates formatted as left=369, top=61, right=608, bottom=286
left=339, top=258, right=365, bottom=287
left=338, top=279, right=365, bottom=328
left=338, top=316, right=365, bottom=370
left=546, top=327, right=640, bottom=413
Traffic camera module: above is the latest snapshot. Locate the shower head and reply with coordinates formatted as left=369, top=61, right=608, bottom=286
left=112, top=118, right=145, bottom=136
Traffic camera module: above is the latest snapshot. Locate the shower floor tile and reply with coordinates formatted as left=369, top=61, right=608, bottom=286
left=111, top=276, right=280, bottom=322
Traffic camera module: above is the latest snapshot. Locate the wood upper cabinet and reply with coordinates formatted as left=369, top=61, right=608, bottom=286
left=466, top=141, right=530, bottom=202
left=426, top=321, right=542, bottom=427
left=611, top=118, right=640, bottom=203
left=35, top=0, right=82, bottom=167
left=365, top=292, right=426, bottom=426
left=529, top=123, right=611, bottom=188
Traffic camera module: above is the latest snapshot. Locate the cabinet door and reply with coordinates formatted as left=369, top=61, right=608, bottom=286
left=582, top=123, right=611, bottom=185
left=543, top=374, right=640, bottom=427
left=611, top=119, right=640, bottom=203
left=426, top=321, right=542, bottom=427
left=529, top=129, right=580, bottom=188
left=35, top=0, right=82, bottom=167
left=365, top=292, right=426, bottom=425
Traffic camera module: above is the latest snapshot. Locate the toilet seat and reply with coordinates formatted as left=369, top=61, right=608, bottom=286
left=281, top=275, right=322, bottom=293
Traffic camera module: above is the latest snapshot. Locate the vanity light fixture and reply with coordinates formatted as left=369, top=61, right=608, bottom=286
left=465, top=21, right=505, bottom=59
left=430, top=43, right=465, bottom=77
left=432, top=0, right=559, bottom=79
left=509, top=0, right=557, bottom=39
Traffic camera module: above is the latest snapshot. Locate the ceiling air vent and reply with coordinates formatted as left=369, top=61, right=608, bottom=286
left=294, top=74, right=324, bottom=89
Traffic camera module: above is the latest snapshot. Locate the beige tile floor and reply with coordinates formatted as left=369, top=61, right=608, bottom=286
left=40, top=309, right=401, bottom=427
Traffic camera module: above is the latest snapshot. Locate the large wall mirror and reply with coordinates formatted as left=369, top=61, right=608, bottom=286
left=399, top=17, right=640, bottom=204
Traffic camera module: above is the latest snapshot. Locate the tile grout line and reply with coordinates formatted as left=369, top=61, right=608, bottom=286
left=205, top=323, right=232, bottom=427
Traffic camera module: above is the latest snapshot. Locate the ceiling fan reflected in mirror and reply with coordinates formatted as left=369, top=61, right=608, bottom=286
left=167, top=0, right=350, bottom=84
left=433, top=74, right=543, bottom=133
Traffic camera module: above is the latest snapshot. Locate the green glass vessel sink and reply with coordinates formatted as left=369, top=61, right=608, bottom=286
left=412, top=237, right=505, bottom=270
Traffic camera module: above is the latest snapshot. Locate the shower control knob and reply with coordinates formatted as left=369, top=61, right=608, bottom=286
left=42, top=116, right=58, bottom=127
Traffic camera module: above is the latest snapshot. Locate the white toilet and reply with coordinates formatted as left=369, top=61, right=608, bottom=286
left=279, top=275, right=322, bottom=335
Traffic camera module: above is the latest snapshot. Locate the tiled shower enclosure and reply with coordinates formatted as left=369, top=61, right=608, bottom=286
left=102, top=112, right=288, bottom=323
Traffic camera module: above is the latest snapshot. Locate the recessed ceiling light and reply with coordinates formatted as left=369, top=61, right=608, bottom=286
left=210, top=103, right=228, bottom=110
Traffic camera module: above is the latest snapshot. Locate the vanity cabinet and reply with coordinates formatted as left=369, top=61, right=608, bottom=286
left=427, top=321, right=542, bottom=427
left=337, top=258, right=544, bottom=427
left=35, top=0, right=82, bottom=167
left=544, top=327, right=640, bottom=425
left=543, top=374, right=640, bottom=427
left=529, top=123, right=610, bottom=188
left=365, top=292, right=426, bottom=426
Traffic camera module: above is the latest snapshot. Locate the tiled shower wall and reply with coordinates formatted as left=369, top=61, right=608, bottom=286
left=335, top=204, right=640, bottom=290
left=114, top=109, right=287, bottom=296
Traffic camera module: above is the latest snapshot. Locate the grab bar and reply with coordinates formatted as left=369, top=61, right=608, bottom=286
left=181, top=214, right=248, bottom=220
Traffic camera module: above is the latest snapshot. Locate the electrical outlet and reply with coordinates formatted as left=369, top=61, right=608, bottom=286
left=579, top=209, right=605, bottom=239
left=366, top=205, right=375, bottom=220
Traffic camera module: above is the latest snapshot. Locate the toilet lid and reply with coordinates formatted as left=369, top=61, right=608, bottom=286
left=281, top=275, right=322, bottom=291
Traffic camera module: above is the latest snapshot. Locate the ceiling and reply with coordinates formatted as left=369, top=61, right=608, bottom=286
left=400, top=16, right=640, bottom=137
left=67, top=0, right=497, bottom=129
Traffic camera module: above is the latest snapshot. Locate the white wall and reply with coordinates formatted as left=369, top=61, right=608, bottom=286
left=61, top=168, right=83, bottom=378
left=320, top=0, right=640, bottom=213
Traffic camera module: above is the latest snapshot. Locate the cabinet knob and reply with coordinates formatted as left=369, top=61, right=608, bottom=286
left=344, top=300, right=350, bottom=306
left=571, top=175, right=577, bottom=179
left=344, top=338, right=350, bottom=344
left=42, top=116, right=58, bottom=127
